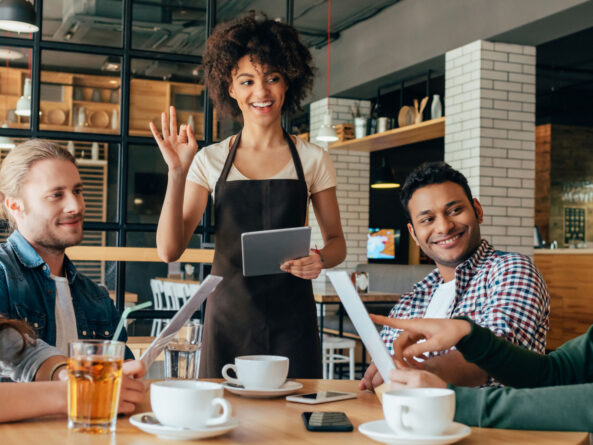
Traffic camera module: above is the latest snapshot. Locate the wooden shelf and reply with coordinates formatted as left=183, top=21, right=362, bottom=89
left=73, top=100, right=118, bottom=107
left=329, top=117, right=445, bottom=152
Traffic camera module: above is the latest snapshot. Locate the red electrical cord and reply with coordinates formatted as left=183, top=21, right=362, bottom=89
left=326, top=0, right=331, bottom=111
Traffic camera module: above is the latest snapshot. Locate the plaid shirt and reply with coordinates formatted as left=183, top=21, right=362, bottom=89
left=380, top=240, right=550, bottom=356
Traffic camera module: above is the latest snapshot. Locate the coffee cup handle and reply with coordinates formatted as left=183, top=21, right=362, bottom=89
left=221, top=364, right=241, bottom=386
left=206, top=397, right=231, bottom=427
left=393, top=405, right=412, bottom=433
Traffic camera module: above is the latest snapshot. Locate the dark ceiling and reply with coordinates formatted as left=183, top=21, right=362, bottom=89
left=536, top=25, right=593, bottom=125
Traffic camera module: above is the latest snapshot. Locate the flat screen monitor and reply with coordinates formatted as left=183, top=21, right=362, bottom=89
left=367, top=228, right=400, bottom=260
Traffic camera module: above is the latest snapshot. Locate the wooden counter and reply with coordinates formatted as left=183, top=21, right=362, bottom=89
left=0, top=380, right=587, bottom=445
left=534, top=251, right=593, bottom=349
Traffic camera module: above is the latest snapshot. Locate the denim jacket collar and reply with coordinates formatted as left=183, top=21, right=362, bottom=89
left=7, top=230, right=78, bottom=284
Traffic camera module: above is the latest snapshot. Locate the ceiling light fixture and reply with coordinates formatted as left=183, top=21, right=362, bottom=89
left=371, top=157, right=400, bottom=189
left=15, top=77, right=31, bottom=116
left=0, top=0, right=39, bottom=34
left=102, top=56, right=121, bottom=72
left=316, top=0, right=338, bottom=143
left=0, top=48, right=22, bottom=60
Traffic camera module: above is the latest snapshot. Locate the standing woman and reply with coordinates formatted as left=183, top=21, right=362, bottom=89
left=151, top=13, right=346, bottom=378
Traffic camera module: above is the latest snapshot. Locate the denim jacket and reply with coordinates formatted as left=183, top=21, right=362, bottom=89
left=0, top=231, right=133, bottom=359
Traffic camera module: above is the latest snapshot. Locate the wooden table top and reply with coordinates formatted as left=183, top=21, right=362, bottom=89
left=1, top=380, right=587, bottom=445
left=107, top=290, right=138, bottom=304
left=314, top=291, right=401, bottom=304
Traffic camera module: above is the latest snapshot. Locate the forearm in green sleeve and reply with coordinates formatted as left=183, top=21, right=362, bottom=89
left=452, top=383, right=593, bottom=432
left=455, top=317, right=593, bottom=387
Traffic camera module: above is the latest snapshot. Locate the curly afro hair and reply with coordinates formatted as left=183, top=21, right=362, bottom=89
left=203, top=12, right=315, bottom=119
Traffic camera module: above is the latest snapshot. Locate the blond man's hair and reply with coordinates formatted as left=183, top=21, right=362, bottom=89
left=0, top=139, right=76, bottom=228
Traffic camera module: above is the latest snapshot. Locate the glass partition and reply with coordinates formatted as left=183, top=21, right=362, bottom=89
left=129, top=59, right=204, bottom=139
left=132, top=0, right=207, bottom=56
left=42, top=0, right=123, bottom=47
left=41, top=50, right=121, bottom=134
left=0, top=46, right=32, bottom=131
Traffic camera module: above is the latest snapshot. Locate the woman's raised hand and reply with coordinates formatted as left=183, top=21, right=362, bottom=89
left=149, top=106, right=198, bottom=174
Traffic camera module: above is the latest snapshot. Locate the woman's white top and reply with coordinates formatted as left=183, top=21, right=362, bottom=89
left=187, top=136, right=337, bottom=200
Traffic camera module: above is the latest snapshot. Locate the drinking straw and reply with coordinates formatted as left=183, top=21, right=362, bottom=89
left=113, top=301, right=152, bottom=342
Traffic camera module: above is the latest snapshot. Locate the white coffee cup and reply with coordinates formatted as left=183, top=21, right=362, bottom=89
left=382, top=388, right=455, bottom=436
left=221, top=355, right=289, bottom=390
left=151, top=381, right=231, bottom=429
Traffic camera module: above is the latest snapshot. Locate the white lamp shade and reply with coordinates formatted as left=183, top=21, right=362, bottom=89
left=316, top=111, right=338, bottom=142
left=15, top=77, right=31, bottom=116
left=0, top=123, right=15, bottom=149
left=0, top=0, right=39, bottom=33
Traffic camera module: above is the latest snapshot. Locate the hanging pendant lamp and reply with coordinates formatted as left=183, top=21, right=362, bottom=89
left=316, top=0, right=338, bottom=143
left=15, top=77, right=31, bottom=116
left=0, top=124, right=15, bottom=149
left=0, top=0, right=38, bottom=33
left=371, top=157, right=400, bottom=189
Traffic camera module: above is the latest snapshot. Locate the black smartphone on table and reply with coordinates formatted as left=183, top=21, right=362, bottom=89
left=301, top=411, right=353, bottom=432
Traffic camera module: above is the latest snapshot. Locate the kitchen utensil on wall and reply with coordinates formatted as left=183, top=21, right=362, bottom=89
left=77, top=106, right=86, bottom=127
left=354, top=116, right=368, bottom=138
left=377, top=117, right=390, bottom=133
left=91, top=88, right=102, bottom=102
left=397, top=106, right=414, bottom=127
left=47, top=108, right=66, bottom=125
left=73, top=87, right=83, bottom=101
left=431, top=94, right=443, bottom=119
left=414, top=96, right=429, bottom=124
left=111, top=109, right=118, bottom=129
left=89, top=110, right=109, bottom=128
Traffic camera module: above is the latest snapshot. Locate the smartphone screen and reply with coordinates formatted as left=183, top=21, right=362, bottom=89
left=299, top=392, right=348, bottom=400
left=302, top=412, right=353, bottom=432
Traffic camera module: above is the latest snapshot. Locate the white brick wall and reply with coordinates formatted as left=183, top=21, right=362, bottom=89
left=445, top=40, right=535, bottom=256
left=309, top=97, right=370, bottom=283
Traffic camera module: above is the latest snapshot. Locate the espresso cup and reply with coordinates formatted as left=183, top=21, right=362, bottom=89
left=150, top=381, right=231, bottom=429
left=221, top=355, right=289, bottom=390
left=382, top=388, right=455, bottom=436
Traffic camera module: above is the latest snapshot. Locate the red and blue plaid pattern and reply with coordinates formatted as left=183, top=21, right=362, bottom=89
left=380, top=240, right=550, bottom=356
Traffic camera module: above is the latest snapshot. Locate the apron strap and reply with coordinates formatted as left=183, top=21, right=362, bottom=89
left=284, top=130, right=305, bottom=182
left=218, top=129, right=306, bottom=183
left=219, top=130, right=242, bottom=182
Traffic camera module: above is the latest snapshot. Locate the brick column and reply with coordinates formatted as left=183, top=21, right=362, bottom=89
left=309, top=97, right=370, bottom=280
left=445, top=40, right=536, bottom=255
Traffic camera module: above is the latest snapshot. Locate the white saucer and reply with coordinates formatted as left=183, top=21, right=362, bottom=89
left=222, top=380, right=303, bottom=398
left=130, top=412, right=239, bottom=440
left=359, top=420, right=471, bottom=445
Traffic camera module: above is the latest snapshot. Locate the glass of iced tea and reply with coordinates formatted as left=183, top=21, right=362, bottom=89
left=67, top=340, right=125, bottom=433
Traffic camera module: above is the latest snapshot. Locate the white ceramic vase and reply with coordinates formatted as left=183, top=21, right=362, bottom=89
left=431, top=94, right=443, bottom=119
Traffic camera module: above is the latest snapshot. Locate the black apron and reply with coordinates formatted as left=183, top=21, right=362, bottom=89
left=199, top=130, right=322, bottom=378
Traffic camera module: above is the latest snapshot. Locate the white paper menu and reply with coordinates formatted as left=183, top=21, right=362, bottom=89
left=140, top=275, right=222, bottom=368
left=326, top=271, right=396, bottom=382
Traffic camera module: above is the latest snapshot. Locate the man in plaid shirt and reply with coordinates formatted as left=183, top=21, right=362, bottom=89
left=360, top=162, right=549, bottom=391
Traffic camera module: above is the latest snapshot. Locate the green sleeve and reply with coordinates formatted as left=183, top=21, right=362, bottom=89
left=452, top=383, right=593, bottom=431
left=455, top=317, right=593, bottom=387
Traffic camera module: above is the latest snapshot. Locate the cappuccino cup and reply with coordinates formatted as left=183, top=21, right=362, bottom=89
left=221, top=355, right=288, bottom=390
left=151, top=380, right=231, bottom=429
left=382, top=388, right=455, bottom=436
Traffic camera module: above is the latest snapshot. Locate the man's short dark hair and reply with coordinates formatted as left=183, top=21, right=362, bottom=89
left=400, top=161, right=474, bottom=223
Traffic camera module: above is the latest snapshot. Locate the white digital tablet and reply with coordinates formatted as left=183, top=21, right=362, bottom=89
left=241, top=226, right=312, bottom=277
left=326, top=271, right=396, bottom=382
